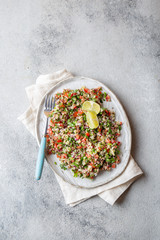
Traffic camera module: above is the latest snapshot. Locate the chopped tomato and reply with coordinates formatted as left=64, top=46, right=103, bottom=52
left=77, top=146, right=82, bottom=149
left=61, top=154, right=67, bottom=159
left=90, top=162, right=96, bottom=168
left=78, top=109, right=83, bottom=114
left=55, top=94, right=61, bottom=98
left=106, top=95, right=111, bottom=101
left=64, top=93, right=68, bottom=97
left=48, top=128, right=53, bottom=135
left=60, top=104, right=65, bottom=108
left=98, top=128, right=102, bottom=132
left=120, top=122, right=122, bottom=125
left=73, top=106, right=77, bottom=109
left=70, top=93, right=77, bottom=97
left=86, top=154, right=91, bottom=158
left=94, top=154, right=99, bottom=159
left=84, top=88, right=90, bottom=93
left=79, top=96, right=85, bottom=102
left=86, top=132, right=90, bottom=137
left=54, top=143, right=58, bottom=148
left=57, top=139, right=62, bottom=143
left=73, top=111, right=78, bottom=117
left=112, top=163, right=116, bottom=168
left=106, top=166, right=110, bottom=171
left=105, top=110, right=111, bottom=116
left=56, top=154, right=61, bottom=158
left=50, top=122, right=55, bottom=127
left=76, top=135, right=80, bottom=139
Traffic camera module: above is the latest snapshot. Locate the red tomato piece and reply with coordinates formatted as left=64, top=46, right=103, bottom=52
left=112, top=163, right=116, bottom=168
left=64, top=93, right=68, bottom=97
left=78, top=109, right=83, bottom=114
left=60, top=104, right=65, bottom=108
left=76, top=135, right=80, bottom=139
left=84, top=88, right=90, bottom=93
left=48, top=128, right=53, bottom=135
left=82, top=137, right=87, bottom=142
left=106, top=95, right=111, bottom=101
left=94, top=154, right=99, bottom=159
left=73, top=111, right=78, bottom=117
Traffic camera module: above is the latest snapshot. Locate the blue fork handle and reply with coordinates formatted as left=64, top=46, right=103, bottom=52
left=35, top=137, right=46, bottom=180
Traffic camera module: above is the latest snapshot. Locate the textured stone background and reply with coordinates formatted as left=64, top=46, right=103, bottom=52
left=0, top=0, right=160, bottom=239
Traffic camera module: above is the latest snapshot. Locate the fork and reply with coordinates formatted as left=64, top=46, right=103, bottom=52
left=35, top=95, right=55, bottom=180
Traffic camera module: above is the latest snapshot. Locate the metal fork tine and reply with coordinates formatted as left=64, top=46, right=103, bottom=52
left=53, top=96, right=55, bottom=109
left=51, top=96, right=55, bottom=110
left=45, top=95, right=48, bottom=109
left=49, top=97, right=52, bottom=110
left=50, top=96, right=53, bottom=110
left=47, top=96, right=50, bottom=110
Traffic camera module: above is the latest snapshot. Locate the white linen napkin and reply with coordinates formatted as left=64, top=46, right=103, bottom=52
left=18, top=69, right=143, bottom=206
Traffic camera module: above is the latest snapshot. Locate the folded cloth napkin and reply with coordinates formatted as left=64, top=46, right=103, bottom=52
left=18, top=69, right=143, bottom=206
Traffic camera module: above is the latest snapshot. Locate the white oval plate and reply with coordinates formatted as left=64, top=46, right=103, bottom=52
left=36, top=76, right=131, bottom=188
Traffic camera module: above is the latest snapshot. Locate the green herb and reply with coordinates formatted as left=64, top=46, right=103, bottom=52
left=60, top=164, right=67, bottom=170
left=74, top=172, right=78, bottom=177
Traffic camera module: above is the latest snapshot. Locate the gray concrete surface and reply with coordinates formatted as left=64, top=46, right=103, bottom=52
left=0, top=0, right=160, bottom=239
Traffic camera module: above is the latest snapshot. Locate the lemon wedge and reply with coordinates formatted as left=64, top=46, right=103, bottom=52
left=82, top=101, right=100, bottom=114
left=86, top=111, right=99, bottom=129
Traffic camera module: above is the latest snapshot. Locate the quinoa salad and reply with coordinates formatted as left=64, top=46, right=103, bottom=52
left=46, top=87, right=122, bottom=179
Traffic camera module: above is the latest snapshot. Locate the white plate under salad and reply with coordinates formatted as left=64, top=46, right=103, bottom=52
left=36, top=76, right=131, bottom=188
